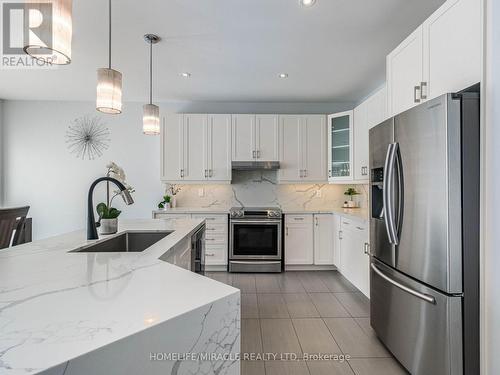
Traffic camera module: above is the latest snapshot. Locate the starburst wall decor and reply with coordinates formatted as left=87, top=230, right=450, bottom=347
left=66, top=116, right=111, bottom=160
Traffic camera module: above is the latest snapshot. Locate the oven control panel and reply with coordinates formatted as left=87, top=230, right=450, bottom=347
left=229, top=207, right=282, bottom=219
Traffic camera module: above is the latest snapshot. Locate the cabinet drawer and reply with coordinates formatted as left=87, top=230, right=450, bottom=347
left=155, top=213, right=191, bottom=220
left=192, top=214, right=228, bottom=224
left=205, top=223, right=228, bottom=233
left=205, top=244, right=227, bottom=265
left=205, top=232, right=228, bottom=244
left=285, top=214, right=313, bottom=225
left=341, top=217, right=367, bottom=232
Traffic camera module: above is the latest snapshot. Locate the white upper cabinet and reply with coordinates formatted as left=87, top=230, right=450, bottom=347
left=313, top=214, right=335, bottom=265
left=387, top=26, right=424, bottom=117
left=279, top=115, right=302, bottom=182
left=301, top=115, right=327, bottom=182
left=232, top=114, right=279, bottom=161
left=279, top=115, right=327, bottom=183
left=353, top=85, right=387, bottom=182
left=328, top=111, right=354, bottom=182
left=207, top=114, right=232, bottom=182
left=161, top=114, right=183, bottom=181
left=182, top=114, right=207, bottom=181
left=387, top=0, right=482, bottom=117
left=422, top=0, right=482, bottom=99
left=231, top=114, right=255, bottom=161
left=255, top=115, right=279, bottom=161
left=161, top=114, right=231, bottom=183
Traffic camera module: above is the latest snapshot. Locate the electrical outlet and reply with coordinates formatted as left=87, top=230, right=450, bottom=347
left=316, top=189, right=322, bottom=198
left=198, top=188, right=205, bottom=197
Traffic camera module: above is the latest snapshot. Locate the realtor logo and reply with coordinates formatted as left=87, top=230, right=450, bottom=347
left=1, top=1, right=56, bottom=68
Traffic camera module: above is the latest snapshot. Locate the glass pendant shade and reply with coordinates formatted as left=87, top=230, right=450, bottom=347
left=96, top=68, right=122, bottom=114
left=23, top=0, right=73, bottom=65
left=143, top=104, right=160, bottom=135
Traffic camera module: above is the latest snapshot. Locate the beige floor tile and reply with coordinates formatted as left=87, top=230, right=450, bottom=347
left=260, top=319, right=302, bottom=357
left=278, top=273, right=307, bottom=293
left=292, top=318, right=342, bottom=355
left=241, top=293, right=259, bottom=319
left=232, top=274, right=257, bottom=293
left=349, top=358, right=408, bottom=375
left=241, top=319, right=263, bottom=354
left=308, top=293, right=350, bottom=318
left=298, top=272, right=330, bottom=292
left=306, top=360, right=355, bottom=375
left=334, top=293, right=370, bottom=318
left=241, top=360, right=265, bottom=375
left=283, top=293, right=320, bottom=318
left=206, top=271, right=233, bottom=285
left=258, top=293, right=290, bottom=318
left=256, top=274, right=282, bottom=293
left=318, top=272, right=358, bottom=293
left=324, top=318, right=389, bottom=358
left=265, top=360, right=310, bottom=375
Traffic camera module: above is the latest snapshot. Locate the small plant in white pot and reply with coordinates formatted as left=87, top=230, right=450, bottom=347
left=96, top=162, right=135, bottom=234
left=157, top=195, right=171, bottom=210
left=344, top=187, right=360, bottom=208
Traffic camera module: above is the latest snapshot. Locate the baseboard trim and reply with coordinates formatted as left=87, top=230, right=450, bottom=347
left=285, top=265, right=338, bottom=271
left=205, top=265, right=228, bottom=272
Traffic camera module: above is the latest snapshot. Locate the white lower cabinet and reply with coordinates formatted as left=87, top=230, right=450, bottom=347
left=285, top=215, right=314, bottom=265
left=153, top=212, right=228, bottom=266
left=285, top=214, right=335, bottom=266
left=313, top=214, right=335, bottom=265
left=339, top=217, right=370, bottom=297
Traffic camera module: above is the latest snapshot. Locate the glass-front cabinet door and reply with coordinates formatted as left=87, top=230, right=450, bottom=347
left=328, top=111, right=354, bottom=182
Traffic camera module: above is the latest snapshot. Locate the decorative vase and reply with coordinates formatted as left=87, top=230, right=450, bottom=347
left=347, top=200, right=356, bottom=208
left=100, top=218, right=118, bottom=234
left=171, top=196, right=177, bottom=208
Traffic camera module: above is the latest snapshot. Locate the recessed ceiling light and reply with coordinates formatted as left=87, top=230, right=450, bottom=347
left=300, top=0, right=316, bottom=7
left=278, top=73, right=289, bottom=79
left=180, top=72, right=191, bottom=78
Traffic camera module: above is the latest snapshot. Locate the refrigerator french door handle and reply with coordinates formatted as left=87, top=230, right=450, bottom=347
left=371, top=263, right=436, bottom=304
left=383, top=143, right=398, bottom=245
left=395, top=145, right=404, bottom=243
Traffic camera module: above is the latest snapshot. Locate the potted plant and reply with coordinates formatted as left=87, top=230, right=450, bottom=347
left=158, top=195, right=172, bottom=210
left=166, top=184, right=181, bottom=208
left=96, top=162, right=135, bottom=234
left=344, top=187, right=360, bottom=208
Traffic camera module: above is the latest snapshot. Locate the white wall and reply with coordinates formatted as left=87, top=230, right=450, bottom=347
left=483, top=0, right=500, bottom=373
left=2, top=100, right=351, bottom=240
left=0, top=99, right=4, bottom=206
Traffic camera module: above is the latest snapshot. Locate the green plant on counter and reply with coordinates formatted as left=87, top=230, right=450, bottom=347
left=158, top=195, right=171, bottom=209
left=344, top=187, right=360, bottom=201
left=96, top=202, right=122, bottom=219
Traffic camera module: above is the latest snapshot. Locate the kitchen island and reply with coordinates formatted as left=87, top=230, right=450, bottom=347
left=0, top=219, right=240, bottom=375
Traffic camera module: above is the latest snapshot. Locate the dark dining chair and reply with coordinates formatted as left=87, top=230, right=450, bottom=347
left=0, top=206, right=30, bottom=250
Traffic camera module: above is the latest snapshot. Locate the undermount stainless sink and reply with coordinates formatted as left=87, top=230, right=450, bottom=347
left=70, top=231, right=172, bottom=253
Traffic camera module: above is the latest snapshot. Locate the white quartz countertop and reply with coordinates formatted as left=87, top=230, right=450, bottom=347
left=0, top=219, right=239, bottom=374
left=154, top=207, right=368, bottom=222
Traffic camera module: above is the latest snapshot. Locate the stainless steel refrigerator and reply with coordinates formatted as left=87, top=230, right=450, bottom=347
left=369, top=92, right=480, bottom=375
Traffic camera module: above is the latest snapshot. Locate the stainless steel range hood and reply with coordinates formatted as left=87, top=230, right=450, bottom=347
left=231, top=161, right=280, bottom=170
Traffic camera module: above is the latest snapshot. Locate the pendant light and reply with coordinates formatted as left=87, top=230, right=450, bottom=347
left=23, top=0, right=73, bottom=65
left=96, top=0, right=122, bottom=114
left=143, top=34, right=161, bottom=135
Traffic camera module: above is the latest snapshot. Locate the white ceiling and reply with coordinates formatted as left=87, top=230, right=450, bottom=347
left=0, top=0, right=445, bottom=103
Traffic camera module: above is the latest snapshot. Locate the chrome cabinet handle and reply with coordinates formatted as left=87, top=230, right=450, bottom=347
left=414, top=85, right=421, bottom=103
left=371, top=263, right=436, bottom=304
left=356, top=226, right=364, bottom=231
left=257, top=150, right=261, bottom=158
left=294, top=217, right=304, bottom=221
left=206, top=253, right=215, bottom=257
left=180, top=169, right=184, bottom=178
left=315, top=217, right=319, bottom=226
left=204, top=169, right=208, bottom=178
left=299, top=170, right=303, bottom=178
left=420, top=82, right=427, bottom=100
left=286, top=226, right=289, bottom=236
left=304, top=169, right=307, bottom=177
left=209, top=169, right=213, bottom=177
left=252, top=150, right=256, bottom=158
left=364, top=242, right=370, bottom=255
left=328, top=170, right=332, bottom=178
left=339, top=230, right=343, bottom=240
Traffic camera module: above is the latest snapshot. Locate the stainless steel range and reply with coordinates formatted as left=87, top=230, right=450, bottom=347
left=229, top=207, right=282, bottom=273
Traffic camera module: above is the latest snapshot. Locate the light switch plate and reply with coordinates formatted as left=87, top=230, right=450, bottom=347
left=316, top=189, right=322, bottom=198
left=198, top=188, right=205, bottom=197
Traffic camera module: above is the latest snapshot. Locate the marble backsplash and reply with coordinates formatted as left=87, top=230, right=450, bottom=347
left=167, top=170, right=368, bottom=211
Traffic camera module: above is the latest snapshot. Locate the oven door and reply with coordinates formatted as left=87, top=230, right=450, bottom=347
left=230, top=220, right=281, bottom=260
